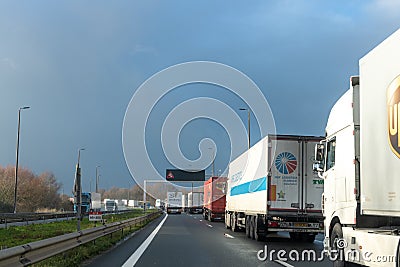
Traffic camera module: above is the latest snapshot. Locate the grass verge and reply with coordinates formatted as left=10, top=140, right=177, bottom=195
left=36, top=215, right=158, bottom=267
left=0, top=209, right=161, bottom=266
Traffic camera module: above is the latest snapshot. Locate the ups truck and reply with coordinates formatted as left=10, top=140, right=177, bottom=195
left=314, top=29, right=400, bottom=266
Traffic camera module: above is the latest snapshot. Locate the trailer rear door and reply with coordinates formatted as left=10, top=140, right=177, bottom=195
left=269, top=136, right=302, bottom=212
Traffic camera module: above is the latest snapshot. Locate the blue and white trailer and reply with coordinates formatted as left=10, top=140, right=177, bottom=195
left=225, top=134, right=324, bottom=242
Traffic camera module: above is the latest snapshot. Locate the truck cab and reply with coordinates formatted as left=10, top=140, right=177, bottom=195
left=314, top=79, right=360, bottom=255
left=314, top=28, right=400, bottom=266
left=74, top=192, right=91, bottom=213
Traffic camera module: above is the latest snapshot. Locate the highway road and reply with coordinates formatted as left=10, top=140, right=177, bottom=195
left=85, top=212, right=331, bottom=267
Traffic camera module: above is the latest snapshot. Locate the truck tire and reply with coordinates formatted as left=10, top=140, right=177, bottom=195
left=245, top=216, right=251, bottom=238
left=289, top=232, right=301, bottom=241
left=304, top=233, right=316, bottom=243
left=254, top=216, right=266, bottom=241
left=396, top=240, right=400, bottom=267
left=250, top=216, right=255, bottom=239
left=331, top=223, right=346, bottom=267
left=225, top=212, right=231, bottom=229
left=231, top=213, right=239, bottom=232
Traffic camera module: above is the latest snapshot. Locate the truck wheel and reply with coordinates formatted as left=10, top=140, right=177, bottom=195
left=231, top=214, right=238, bottom=232
left=396, top=240, right=400, bottom=267
left=250, top=216, right=255, bottom=239
left=301, top=233, right=316, bottom=243
left=225, top=213, right=231, bottom=229
left=331, top=223, right=345, bottom=267
left=245, top=216, right=251, bottom=238
left=254, top=217, right=266, bottom=241
left=289, top=232, right=301, bottom=241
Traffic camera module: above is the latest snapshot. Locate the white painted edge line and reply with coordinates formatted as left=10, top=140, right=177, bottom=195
left=122, top=214, right=168, bottom=267
left=223, top=233, right=234, bottom=239
left=274, top=260, right=295, bottom=267
left=206, top=224, right=213, bottom=228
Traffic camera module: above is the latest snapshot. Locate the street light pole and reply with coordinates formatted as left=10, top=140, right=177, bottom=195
left=208, top=147, right=215, bottom=177
left=75, top=148, right=85, bottom=231
left=239, top=108, right=251, bottom=149
left=13, top=106, right=30, bottom=213
left=143, top=180, right=147, bottom=214
left=96, top=165, right=100, bottom=193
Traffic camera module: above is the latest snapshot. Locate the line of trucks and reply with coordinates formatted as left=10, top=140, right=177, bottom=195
left=162, top=176, right=227, bottom=219
left=164, top=191, right=206, bottom=214
left=161, top=29, right=400, bottom=266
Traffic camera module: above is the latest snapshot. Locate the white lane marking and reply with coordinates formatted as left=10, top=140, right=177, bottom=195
left=206, top=224, right=213, bottom=228
left=199, top=220, right=203, bottom=222
left=274, top=260, right=295, bottom=267
left=122, top=214, right=168, bottom=267
left=223, top=233, right=234, bottom=239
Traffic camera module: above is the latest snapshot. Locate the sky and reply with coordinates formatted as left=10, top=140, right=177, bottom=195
left=1, top=1, right=399, bottom=195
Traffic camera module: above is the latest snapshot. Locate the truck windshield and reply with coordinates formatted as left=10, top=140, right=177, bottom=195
left=82, top=195, right=90, bottom=203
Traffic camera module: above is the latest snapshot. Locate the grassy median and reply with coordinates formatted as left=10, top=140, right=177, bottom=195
left=0, top=209, right=160, bottom=266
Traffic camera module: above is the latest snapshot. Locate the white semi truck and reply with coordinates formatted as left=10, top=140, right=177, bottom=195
left=314, top=29, right=400, bottom=266
left=225, top=134, right=324, bottom=242
left=188, top=192, right=204, bottom=214
left=166, top=191, right=182, bottom=214
left=182, top=194, right=188, bottom=212
left=90, top=192, right=101, bottom=211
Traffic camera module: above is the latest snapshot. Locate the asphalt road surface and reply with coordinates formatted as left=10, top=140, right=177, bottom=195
left=85, top=212, right=331, bottom=267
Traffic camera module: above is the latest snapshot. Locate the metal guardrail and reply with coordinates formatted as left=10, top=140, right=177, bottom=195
left=0, top=209, right=140, bottom=228
left=0, top=211, right=162, bottom=267
left=0, top=212, right=76, bottom=226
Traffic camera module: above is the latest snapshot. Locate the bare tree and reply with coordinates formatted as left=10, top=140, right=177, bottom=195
left=0, top=166, right=66, bottom=212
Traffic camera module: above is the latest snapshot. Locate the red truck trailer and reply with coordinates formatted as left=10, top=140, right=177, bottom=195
left=203, top=177, right=227, bottom=221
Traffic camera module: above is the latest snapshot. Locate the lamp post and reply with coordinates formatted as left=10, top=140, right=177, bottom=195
left=95, top=165, right=100, bottom=193
left=13, top=106, right=30, bottom=213
left=143, top=180, right=146, bottom=214
left=208, top=147, right=215, bottom=177
left=75, top=148, right=85, bottom=231
left=239, top=108, right=251, bottom=149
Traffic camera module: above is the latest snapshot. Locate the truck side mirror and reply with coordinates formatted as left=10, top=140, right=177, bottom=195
left=315, top=143, right=325, bottom=162
left=313, top=162, right=324, bottom=172
left=313, top=143, right=325, bottom=173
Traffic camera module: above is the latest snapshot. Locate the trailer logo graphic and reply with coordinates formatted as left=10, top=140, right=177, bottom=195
left=387, top=75, right=400, bottom=159
left=275, top=152, right=297, bottom=174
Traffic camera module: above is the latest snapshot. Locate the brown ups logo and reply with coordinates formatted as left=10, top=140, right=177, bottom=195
left=388, top=75, right=400, bottom=159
